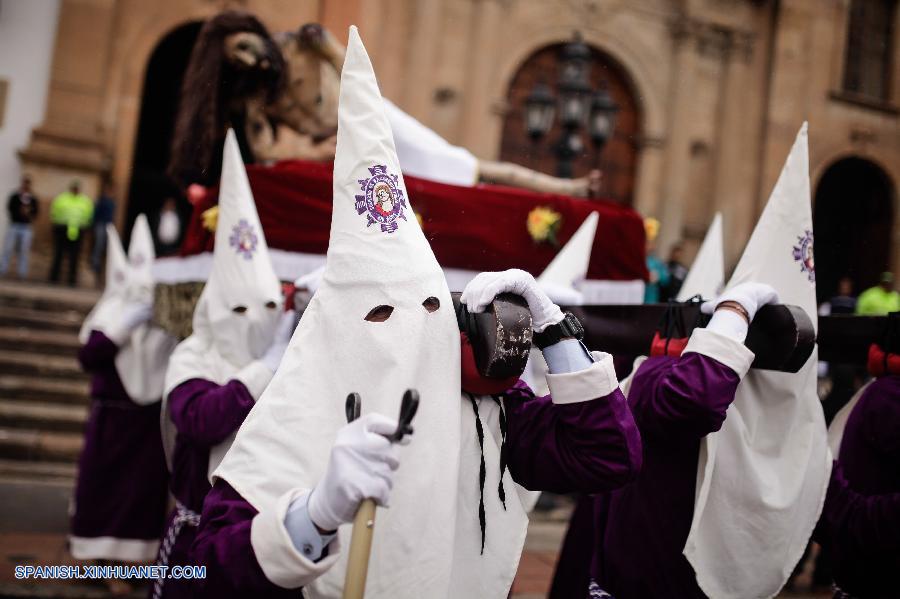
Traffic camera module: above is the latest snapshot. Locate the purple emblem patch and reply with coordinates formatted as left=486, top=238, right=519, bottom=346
left=355, top=165, right=407, bottom=234
left=229, top=219, right=258, bottom=260
left=792, top=229, right=815, bottom=282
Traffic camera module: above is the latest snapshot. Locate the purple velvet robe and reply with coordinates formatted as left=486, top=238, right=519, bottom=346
left=815, top=375, right=900, bottom=598
left=71, top=331, right=169, bottom=555
left=189, top=382, right=642, bottom=597
left=551, top=352, right=741, bottom=599
left=155, top=378, right=255, bottom=599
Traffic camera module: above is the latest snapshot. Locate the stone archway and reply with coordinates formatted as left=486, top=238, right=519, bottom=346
left=124, top=21, right=202, bottom=247
left=813, top=157, right=896, bottom=303
left=498, top=43, right=641, bottom=204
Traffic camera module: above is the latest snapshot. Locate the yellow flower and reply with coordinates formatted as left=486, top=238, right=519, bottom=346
left=527, top=206, right=563, bottom=245
left=201, top=205, right=219, bottom=232
left=643, top=217, right=660, bottom=242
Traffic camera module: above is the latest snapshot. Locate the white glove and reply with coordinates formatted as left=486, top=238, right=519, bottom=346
left=461, top=269, right=565, bottom=332
left=701, top=282, right=779, bottom=342
left=105, top=303, right=152, bottom=345
left=260, top=310, right=298, bottom=373
left=307, top=413, right=402, bottom=532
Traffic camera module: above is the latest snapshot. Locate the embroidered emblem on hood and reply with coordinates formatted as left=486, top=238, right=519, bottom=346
left=792, top=229, right=815, bottom=282
left=355, top=165, right=408, bottom=234
left=229, top=218, right=258, bottom=260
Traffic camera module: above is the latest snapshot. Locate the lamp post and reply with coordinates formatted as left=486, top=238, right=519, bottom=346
left=523, top=32, right=620, bottom=179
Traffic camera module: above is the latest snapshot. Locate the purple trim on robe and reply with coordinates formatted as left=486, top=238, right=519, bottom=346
left=166, top=378, right=255, bottom=513
left=154, top=378, right=256, bottom=598
left=71, top=331, right=169, bottom=548
left=192, top=382, right=641, bottom=594
left=816, top=376, right=900, bottom=598
left=77, top=331, right=131, bottom=402
left=502, top=380, right=642, bottom=494
left=193, top=480, right=296, bottom=597
left=551, top=352, right=741, bottom=599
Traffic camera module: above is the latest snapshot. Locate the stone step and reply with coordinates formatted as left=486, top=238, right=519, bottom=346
left=0, top=428, right=82, bottom=462
left=0, top=350, right=86, bottom=382
left=0, top=306, right=84, bottom=334
left=0, top=327, right=80, bottom=357
left=0, top=280, right=99, bottom=315
left=0, top=400, right=87, bottom=433
left=0, top=458, right=76, bottom=484
left=0, top=376, right=89, bottom=406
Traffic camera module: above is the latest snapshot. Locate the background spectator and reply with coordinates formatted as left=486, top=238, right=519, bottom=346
left=153, top=197, right=183, bottom=256
left=661, top=241, right=688, bottom=302
left=90, top=182, right=116, bottom=277
left=856, top=272, right=900, bottom=315
left=0, top=176, right=39, bottom=278
left=49, top=180, right=93, bottom=286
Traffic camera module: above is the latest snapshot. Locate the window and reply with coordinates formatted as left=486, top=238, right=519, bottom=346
left=843, top=0, right=897, bottom=101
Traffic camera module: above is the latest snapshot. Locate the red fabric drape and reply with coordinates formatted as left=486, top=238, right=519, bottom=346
left=182, top=160, right=648, bottom=281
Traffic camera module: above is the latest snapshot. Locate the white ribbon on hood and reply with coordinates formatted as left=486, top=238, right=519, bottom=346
left=683, top=123, right=831, bottom=599
left=80, top=216, right=176, bottom=404
left=214, top=27, right=528, bottom=598
left=163, top=129, right=283, bottom=473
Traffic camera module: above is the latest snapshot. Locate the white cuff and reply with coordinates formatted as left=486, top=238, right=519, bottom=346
left=546, top=351, right=618, bottom=405
left=706, top=309, right=749, bottom=343
left=684, top=327, right=755, bottom=378
left=234, top=360, right=275, bottom=400
left=100, top=323, right=130, bottom=347
left=251, top=488, right=342, bottom=589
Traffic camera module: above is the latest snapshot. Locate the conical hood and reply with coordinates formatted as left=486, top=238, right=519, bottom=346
left=684, top=123, right=830, bottom=599
left=191, top=129, right=282, bottom=367
left=126, top=214, right=156, bottom=305
left=676, top=212, right=723, bottom=301
left=728, top=123, right=817, bottom=322
left=78, top=225, right=128, bottom=343
left=538, top=211, right=598, bottom=304
left=215, top=27, right=474, bottom=598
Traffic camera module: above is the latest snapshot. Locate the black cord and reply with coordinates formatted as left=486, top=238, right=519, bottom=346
left=491, top=394, right=508, bottom=510
left=466, top=392, right=487, bottom=554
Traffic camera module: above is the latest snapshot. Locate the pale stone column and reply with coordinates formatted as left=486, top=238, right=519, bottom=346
left=709, top=28, right=767, bottom=269
left=459, top=0, right=504, bottom=159
left=655, top=20, right=700, bottom=257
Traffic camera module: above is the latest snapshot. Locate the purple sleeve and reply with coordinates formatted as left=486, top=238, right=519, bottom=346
left=192, top=480, right=297, bottom=598
left=77, top=331, right=118, bottom=371
left=502, top=381, right=642, bottom=494
left=168, top=379, right=256, bottom=447
left=814, top=462, right=900, bottom=553
left=860, top=381, right=900, bottom=460
left=627, top=352, right=741, bottom=440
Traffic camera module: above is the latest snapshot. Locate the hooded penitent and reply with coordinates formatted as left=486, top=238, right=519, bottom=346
left=79, top=216, right=175, bottom=403
left=682, top=123, right=830, bottom=599
left=163, top=129, right=283, bottom=472
left=215, top=27, right=529, bottom=598
left=676, top=212, right=723, bottom=301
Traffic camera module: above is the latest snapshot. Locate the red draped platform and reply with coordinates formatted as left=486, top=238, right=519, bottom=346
left=179, top=160, right=648, bottom=283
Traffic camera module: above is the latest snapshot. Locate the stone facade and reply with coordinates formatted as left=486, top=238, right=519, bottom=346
left=17, top=0, right=900, bottom=295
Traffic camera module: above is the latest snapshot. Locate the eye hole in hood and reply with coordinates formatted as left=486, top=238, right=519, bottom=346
left=365, top=305, right=394, bottom=322
left=423, top=297, right=441, bottom=313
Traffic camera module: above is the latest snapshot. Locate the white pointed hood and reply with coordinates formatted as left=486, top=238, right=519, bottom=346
left=538, top=211, right=598, bottom=305
left=80, top=218, right=176, bottom=404
left=676, top=212, right=724, bottom=301
left=79, top=225, right=128, bottom=344
left=215, top=27, right=525, bottom=599
left=163, top=130, right=283, bottom=468
left=683, top=123, right=831, bottom=599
